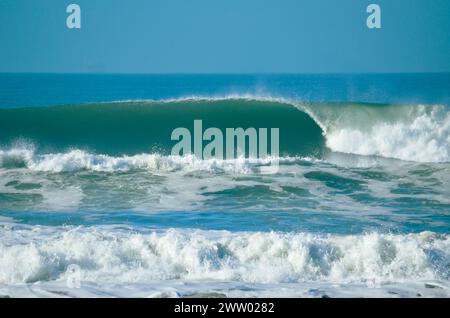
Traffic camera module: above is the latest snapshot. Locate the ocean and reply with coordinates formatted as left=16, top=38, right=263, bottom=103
left=0, top=73, right=449, bottom=297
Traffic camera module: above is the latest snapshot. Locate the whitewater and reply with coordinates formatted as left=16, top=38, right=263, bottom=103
left=0, top=225, right=449, bottom=298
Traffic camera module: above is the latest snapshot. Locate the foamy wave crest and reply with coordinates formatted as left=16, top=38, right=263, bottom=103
left=324, top=105, right=450, bottom=163
left=0, top=148, right=285, bottom=174
left=0, top=226, right=448, bottom=286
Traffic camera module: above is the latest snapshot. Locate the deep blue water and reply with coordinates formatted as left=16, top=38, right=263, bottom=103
left=0, top=73, right=449, bottom=108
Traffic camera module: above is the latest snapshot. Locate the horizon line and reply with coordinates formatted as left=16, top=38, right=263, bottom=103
left=1, top=71, right=450, bottom=76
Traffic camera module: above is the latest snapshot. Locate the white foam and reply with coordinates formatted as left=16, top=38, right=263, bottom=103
left=324, top=105, right=450, bottom=163
left=0, top=226, right=448, bottom=291
left=0, top=147, right=295, bottom=174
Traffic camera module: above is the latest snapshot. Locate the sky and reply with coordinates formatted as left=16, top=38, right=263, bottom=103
left=0, top=0, right=449, bottom=73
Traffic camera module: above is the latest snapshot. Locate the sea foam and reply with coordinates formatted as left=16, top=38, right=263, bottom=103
left=0, top=147, right=297, bottom=174
left=0, top=225, right=448, bottom=287
left=324, top=105, right=450, bottom=163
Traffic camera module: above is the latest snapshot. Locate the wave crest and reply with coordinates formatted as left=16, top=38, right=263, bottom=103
left=0, top=148, right=289, bottom=174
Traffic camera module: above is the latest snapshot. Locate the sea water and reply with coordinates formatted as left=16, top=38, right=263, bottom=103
left=0, top=73, right=449, bottom=297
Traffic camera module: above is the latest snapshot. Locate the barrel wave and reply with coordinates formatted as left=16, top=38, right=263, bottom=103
left=0, top=98, right=325, bottom=158
left=1, top=96, right=449, bottom=164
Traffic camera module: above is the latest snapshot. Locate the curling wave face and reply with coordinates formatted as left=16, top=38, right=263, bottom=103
left=0, top=96, right=449, bottom=163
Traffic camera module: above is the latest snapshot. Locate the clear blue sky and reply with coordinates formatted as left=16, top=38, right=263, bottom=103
left=0, top=0, right=449, bottom=73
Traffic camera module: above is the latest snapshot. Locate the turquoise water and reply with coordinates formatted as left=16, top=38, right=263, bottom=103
left=0, top=74, right=449, bottom=297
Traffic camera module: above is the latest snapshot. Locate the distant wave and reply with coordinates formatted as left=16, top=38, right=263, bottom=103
left=0, top=95, right=449, bottom=163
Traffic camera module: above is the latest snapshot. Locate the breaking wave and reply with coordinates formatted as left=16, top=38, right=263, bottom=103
left=0, top=226, right=448, bottom=286
left=0, top=96, right=449, bottom=164
left=0, top=147, right=288, bottom=174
